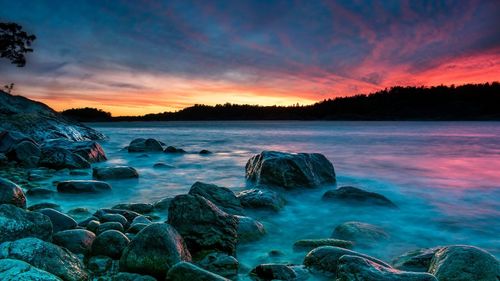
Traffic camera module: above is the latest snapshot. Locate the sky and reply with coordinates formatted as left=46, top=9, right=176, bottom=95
left=0, top=0, right=499, bottom=116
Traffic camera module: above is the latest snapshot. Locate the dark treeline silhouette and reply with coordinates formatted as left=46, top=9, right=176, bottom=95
left=61, top=107, right=112, bottom=122
left=64, top=83, right=500, bottom=121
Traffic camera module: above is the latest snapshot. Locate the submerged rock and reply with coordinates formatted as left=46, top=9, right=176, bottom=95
left=0, top=204, right=52, bottom=243
left=92, top=230, right=130, bottom=259
left=245, top=151, right=336, bottom=189
left=0, top=237, right=89, bottom=281
left=165, top=146, right=186, bottom=153
left=119, top=223, right=191, bottom=278
left=0, top=177, right=26, bottom=208
left=37, top=208, right=77, bottom=232
left=322, top=186, right=397, bottom=208
left=188, top=181, right=244, bottom=215
left=0, top=258, right=62, bottom=281
left=128, top=138, right=163, bottom=152
left=332, top=221, right=389, bottom=244
left=197, top=252, right=239, bottom=279
left=53, top=229, right=96, bottom=255
left=166, top=262, right=230, bottom=281
left=303, top=246, right=391, bottom=276
left=168, top=194, right=239, bottom=257
left=39, top=147, right=91, bottom=170
left=237, top=188, right=285, bottom=212
left=428, top=245, right=500, bottom=281
left=250, top=263, right=309, bottom=281
left=93, top=166, right=139, bottom=180
left=199, top=149, right=212, bottom=155
left=57, top=180, right=112, bottom=193
left=236, top=215, right=266, bottom=243
left=392, top=247, right=442, bottom=272
left=26, top=187, right=56, bottom=198
left=337, top=255, right=437, bottom=281
left=28, top=202, right=61, bottom=211
left=153, top=162, right=174, bottom=169
left=293, top=238, right=354, bottom=251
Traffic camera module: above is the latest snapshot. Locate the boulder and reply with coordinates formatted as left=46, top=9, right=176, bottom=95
left=42, top=139, right=106, bottom=163
left=57, top=180, right=112, bottom=193
left=0, top=131, right=36, bottom=153
left=250, top=264, right=309, bottom=281
left=93, top=166, right=139, bottom=180
left=87, top=255, right=113, bottom=275
left=0, top=237, right=89, bottom=281
left=53, top=229, right=96, bottom=255
left=166, top=262, right=230, bottom=281
left=127, top=223, right=148, bottom=234
left=119, top=223, right=191, bottom=278
left=0, top=204, right=52, bottom=243
left=100, top=213, right=128, bottom=227
left=303, top=246, right=391, bottom=276
left=322, top=186, right=397, bottom=208
left=112, top=202, right=154, bottom=214
left=391, top=247, right=442, bottom=272
left=197, top=252, right=239, bottom=279
left=165, top=146, right=186, bottom=153
left=128, top=138, right=163, bottom=153
left=91, top=230, right=130, bottom=259
left=86, top=220, right=100, bottom=233
left=94, top=208, right=141, bottom=222
left=428, top=245, right=500, bottom=281
left=0, top=177, right=26, bottom=208
left=237, top=188, right=285, bottom=211
left=131, top=215, right=151, bottom=225
left=337, top=255, right=437, bottom=281
left=97, top=222, right=125, bottom=234
left=39, top=147, right=90, bottom=170
left=188, top=181, right=244, bottom=215
left=168, top=194, right=239, bottom=257
left=332, top=221, right=389, bottom=244
left=245, top=151, right=336, bottom=189
left=293, top=238, right=354, bottom=251
left=153, top=197, right=173, bottom=211
left=6, top=140, right=40, bottom=167
left=236, top=215, right=266, bottom=243
left=37, top=208, right=77, bottom=232
left=0, top=258, right=62, bottom=281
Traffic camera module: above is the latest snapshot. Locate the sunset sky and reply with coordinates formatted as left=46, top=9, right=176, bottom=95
left=0, top=0, right=499, bottom=116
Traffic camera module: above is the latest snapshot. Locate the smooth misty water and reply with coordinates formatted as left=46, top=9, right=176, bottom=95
left=30, top=121, right=500, bottom=277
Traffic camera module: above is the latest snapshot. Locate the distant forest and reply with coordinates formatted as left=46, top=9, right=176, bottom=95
left=61, top=83, right=500, bottom=121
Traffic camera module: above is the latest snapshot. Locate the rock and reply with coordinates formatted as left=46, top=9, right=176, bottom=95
left=188, top=181, right=244, bottom=215
left=236, top=215, right=266, bottom=243
left=37, top=208, right=77, bottom=232
left=168, top=194, right=239, bottom=257
left=0, top=204, right=52, bottom=243
left=0, top=177, right=26, bottom=208
left=6, top=140, right=40, bottom=167
left=293, top=238, right=354, bottom=251
left=69, top=170, right=89, bottom=176
left=119, top=223, right=191, bottom=278
left=86, top=220, right=100, bottom=233
left=337, top=255, right=437, bottom=281
left=112, top=202, right=154, bottom=214
left=28, top=202, right=60, bottom=211
left=392, top=247, right=442, bottom=272
left=127, top=223, right=148, bottom=234
left=67, top=207, right=91, bottom=218
left=0, top=131, right=35, bottom=153
left=39, top=147, right=91, bottom=170
left=128, top=138, right=163, bottom=152
left=199, top=149, right=212, bottom=155
left=0, top=91, right=105, bottom=142
left=197, top=252, right=239, bottom=279
left=0, top=258, right=62, bottom=281
left=428, top=245, right=500, bottom=281
left=100, top=213, right=128, bottom=227
left=26, top=187, right=55, bottom=198
left=0, top=153, right=7, bottom=165
left=42, top=139, right=106, bottom=163
left=0, top=237, right=89, bottom=280
left=153, top=197, right=173, bottom=211
left=164, top=146, right=186, bottom=153
left=112, top=272, right=156, bottom=281
left=93, top=166, right=139, bottom=180
left=303, top=246, right=391, bottom=276
left=57, top=180, right=112, bottom=193
left=91, top=230, right=130, bottom=259
left=245, top=151, right=336, bottom=189
left=53, top=229, right=96, bottom=255
left=94, top=208, right=141, bottom=222
left=166, top=262, right=230, bottom=281
left=87, top=255, right=113, bottom=275
left=97, top=222, right=125, bottom=234
left=237, top=188, right=285, bottom=211
left=322, top=186, right=397, bottom=208
left=153, top=162, right=174, bottom=169
left=250, top=264, right=309, bottom=281
left=332, top=221, right=389, bottom=244
left=131, top=215, right=151, bottom=225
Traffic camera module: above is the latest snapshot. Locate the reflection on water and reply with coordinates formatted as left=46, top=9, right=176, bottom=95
left=29, top=121, right=500, bottom=276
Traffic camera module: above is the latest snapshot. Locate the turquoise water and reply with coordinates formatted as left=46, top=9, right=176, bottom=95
left=29, top=121, right=500, bottom=277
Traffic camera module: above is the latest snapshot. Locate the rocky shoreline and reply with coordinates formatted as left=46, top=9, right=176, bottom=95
left=1, top=92, right=499, bottom=280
